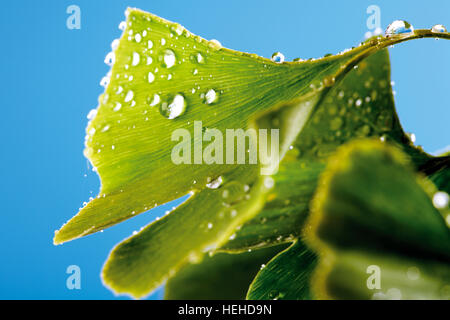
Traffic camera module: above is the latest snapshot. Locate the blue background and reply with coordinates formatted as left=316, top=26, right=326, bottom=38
left=0, top=0, right=448, bottom=299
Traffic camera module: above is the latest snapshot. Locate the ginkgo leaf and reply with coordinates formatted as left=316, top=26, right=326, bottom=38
left=54, top=8, right=449, bottom=245
left=164, top=244, right=288, bottom=300
left=304, top=139, right=450, bottom=300
left=246, top=241, right=317, bottom=300
left=54, top=8, right=450, bottom=300
left=220, top=48, right=428, bottom=252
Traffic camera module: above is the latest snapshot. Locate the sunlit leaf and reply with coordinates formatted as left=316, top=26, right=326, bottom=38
left=53, top=8, right=450, bottom=299
left=54, top=9, right=449, bottom=244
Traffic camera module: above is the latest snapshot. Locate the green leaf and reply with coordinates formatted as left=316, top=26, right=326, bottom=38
left=54, top=9, right=449, bottom=244
left=246, top=241, right=317, bottom=300
left=54, top=8, right=450, bottom=299
left=305, top=139, right=450, bottom=299
left=220, top=48, right=425, bottom=252
left=164, top=244, right=288, bottom=300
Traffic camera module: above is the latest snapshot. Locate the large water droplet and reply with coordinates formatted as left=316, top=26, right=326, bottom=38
left=209, top=39, right=222, bottom=50
left=163, top=49, right=176, bottom=68
left=160, top=94, right=186, bottom=119
left=271, top=52, right=285, bottom=63
left=431, top=24, right=447, bottom=33
left=385, top=20, right=414, bottom=36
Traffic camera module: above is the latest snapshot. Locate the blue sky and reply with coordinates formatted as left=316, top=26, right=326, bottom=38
left=0, top=0, right=448, bottom=299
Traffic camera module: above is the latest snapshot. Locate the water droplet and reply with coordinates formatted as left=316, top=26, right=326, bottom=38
left=209, top=39, right=222, bottom=50
left=206, top=176, right=223, bottom=189
left=147, top=40, right=153, bottom=49
left=406, top=132, right=416, bottom=144
left=149, top=94, right=160, bottom=106
left=385, top=20, right=414, bottom=36
left=118, top=21, right=127, bottom=31
left=271, top=52, right=285, bottom=63
left=433, top=191, right=449, bottom=209
left=124, top=90, right=134, bottom=103
left=204, top=89, right=218, bottom=104
left=160, top=94, right=186, bottom=119
left=87, top=109, right=97, bottom=120
left=113, top=102, right=122, bottom=112
left=148, top=71, right=155, bottom=83
left=161, top=38, right=166, bottom=45
left=100, top=76, right=110, bottom=88
left=104, top=52, right=115, bottom=66
left=132, top=52, right=140, bottom=66
left=195, top=53, right=205, bottom=64
left=163, top=49, right=176, bottom=68
left=111, top=39, right=120, bottom=51
left=135, top=33, right=142, bottom=43
left=207, top=222, right=213, bottom=229
left=431, top=24, right=447, bottom=33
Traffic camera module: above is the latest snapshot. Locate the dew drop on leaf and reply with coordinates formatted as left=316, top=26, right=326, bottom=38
left=195, top=53, right=205, bottom=64
left=431, top=24, right=447, bottom=33
left=271, top=52, right=285, bottom=63
left=131, top=52, right=140, bottom=66
left=206, top=176, right=223, bottom=189
left=113, top=102, right=122, bottom=112
left=204, top=89, right=218, bottom=104
left=104, top=52, right=115, bottom=66
left=385, top=20, right=414, bottom=36
left=118, top=21, right=126, bottom=31
left=124, top=90, right=134, bottom=103
left=159, top=94, right=186, bottom=119
left=148, top=93, right=160, bottom=106
left=148, top=71, right=155, bottom=83
left=163, top=49, right=176, bottom=68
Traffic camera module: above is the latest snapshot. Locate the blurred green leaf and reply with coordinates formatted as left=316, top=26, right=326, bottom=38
left=246, top=241, right=317, bottom=300
left=305, top=140, right=450, bottom=299
left=165, top=244, right=288, bottom=300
